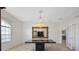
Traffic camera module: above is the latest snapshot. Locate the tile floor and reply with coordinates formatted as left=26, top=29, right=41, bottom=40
left=8, top=43, right=71, bottom=51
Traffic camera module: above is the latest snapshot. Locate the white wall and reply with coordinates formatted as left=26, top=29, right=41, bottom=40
left=22, top=21, right=62, bottom=43
left=48, top=22, right=62, bottom=43
left=1, top=10, right=23, bottom=50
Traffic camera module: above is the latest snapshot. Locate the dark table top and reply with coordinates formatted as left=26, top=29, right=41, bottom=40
left=25, top=40, right=56, bottom=43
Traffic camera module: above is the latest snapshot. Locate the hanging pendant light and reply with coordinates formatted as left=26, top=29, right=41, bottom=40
left=33, top=10, right=47, bottom=27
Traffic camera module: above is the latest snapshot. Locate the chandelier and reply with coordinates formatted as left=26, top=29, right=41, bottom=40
left=33, top=10, right=47, bottom=27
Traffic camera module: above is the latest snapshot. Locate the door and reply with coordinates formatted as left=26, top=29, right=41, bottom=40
left=75, top=24, right=79, bottom=51
left=66, top=24, right=76, bottom=50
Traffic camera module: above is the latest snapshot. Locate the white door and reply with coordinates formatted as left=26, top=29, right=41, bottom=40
left=66, top=24, right=76, bottom=50
left=75, top=24, right=79, bottom=51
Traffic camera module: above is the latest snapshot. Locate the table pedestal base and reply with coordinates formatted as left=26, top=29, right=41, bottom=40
left=36, top=42, right=45, bottom=51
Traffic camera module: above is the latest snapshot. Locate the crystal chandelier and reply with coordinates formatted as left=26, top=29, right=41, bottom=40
left=33, top=10, right=47, bottom=27
left=37, top=10, right=47, bottom=27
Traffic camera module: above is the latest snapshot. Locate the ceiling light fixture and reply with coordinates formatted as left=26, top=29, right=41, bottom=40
left=37, top=10, right=47, bottom=27
left=33, top=10, right=47, bottom=28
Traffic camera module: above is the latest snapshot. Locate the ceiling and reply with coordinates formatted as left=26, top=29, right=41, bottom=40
left=4, top=7, right=79, bottom=23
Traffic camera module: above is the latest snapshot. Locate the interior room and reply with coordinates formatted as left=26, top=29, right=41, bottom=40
left=1, top=7, right=79, bottom=51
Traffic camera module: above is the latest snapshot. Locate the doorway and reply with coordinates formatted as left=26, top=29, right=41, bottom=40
left=62, top=30, right=66, bottom=46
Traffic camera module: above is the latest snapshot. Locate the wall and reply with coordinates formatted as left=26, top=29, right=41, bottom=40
left=22, top=21, right=62, bottom=43
left=1, top=10, right=23, bottom=50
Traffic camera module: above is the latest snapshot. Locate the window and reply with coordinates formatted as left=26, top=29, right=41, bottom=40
left=1, top=20, right=11, bottom=43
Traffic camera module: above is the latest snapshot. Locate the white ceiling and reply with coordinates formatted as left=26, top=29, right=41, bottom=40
left=4, top=7, right=79, bottom=23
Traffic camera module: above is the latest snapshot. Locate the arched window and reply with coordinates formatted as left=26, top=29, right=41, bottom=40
left=1, top=20, right=11, bottom=43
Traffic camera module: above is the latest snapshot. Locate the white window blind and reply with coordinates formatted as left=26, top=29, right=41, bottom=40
left=1, top=20, right=11, bottom=43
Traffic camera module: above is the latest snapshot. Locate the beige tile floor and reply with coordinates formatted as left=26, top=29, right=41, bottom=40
left=8, top=43, right=71, bottom=51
